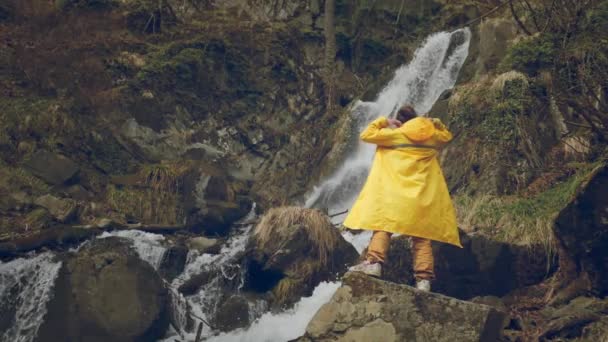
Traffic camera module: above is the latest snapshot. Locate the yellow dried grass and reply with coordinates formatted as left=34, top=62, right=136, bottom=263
left=253, top=206, right=339, bottom=267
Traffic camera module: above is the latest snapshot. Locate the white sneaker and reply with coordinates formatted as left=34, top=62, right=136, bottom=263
left=348, top=260, right=381, bottom=277
left=416, top=279, right=431, bottom=292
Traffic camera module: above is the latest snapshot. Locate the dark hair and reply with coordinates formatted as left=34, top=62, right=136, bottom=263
left=396, top=105, right=417, bottom=123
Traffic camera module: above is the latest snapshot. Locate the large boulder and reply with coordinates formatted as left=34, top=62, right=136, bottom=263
left=297, top=272, right=507, bottom=342
left=554, top=164, right=608, bottom=296
left=23, top=150, right=79, bottom=185
left=36, top=237, right=169, bottom=342
left=378, top=232, right=554, bottom=300
left=246, top=207, right=359, bottom=307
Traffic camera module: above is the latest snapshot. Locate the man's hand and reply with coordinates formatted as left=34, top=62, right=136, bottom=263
left=387, top=118, right=403, bottom=128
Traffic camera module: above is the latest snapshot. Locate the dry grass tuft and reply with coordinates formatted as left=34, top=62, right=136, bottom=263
left=491, top=71, right=529, bottom=93
left=138, top=162, right=189, bottom=193
left=107, top=162, right=190, bottom=224
left=253, top=206, right=339, bottom=267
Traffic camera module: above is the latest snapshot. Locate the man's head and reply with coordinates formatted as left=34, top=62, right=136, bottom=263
left=396, top=105, right=417, bottom=123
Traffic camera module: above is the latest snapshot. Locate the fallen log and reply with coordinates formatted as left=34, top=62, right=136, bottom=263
left=0, top=226, right=102, bottom=258
left=0, top=222, right=189, bottom=258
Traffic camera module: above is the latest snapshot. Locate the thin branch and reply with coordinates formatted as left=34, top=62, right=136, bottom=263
left=563, top=120, right=593, bottom=129
left=509, top=0, right=533, bottom=35
left=395, top=0, right=406, bottom=25
left=522, top=0, right=540, bottom=31
left=457, top=1, right=511, bottom=29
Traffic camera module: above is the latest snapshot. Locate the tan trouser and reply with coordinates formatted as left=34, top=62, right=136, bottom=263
left=366, top=230, right=435, bottom=281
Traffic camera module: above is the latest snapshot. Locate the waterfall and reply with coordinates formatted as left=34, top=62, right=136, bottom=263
left=0, top=253, right=62, bottom=342
left=305, top=29, right=471, bottom=225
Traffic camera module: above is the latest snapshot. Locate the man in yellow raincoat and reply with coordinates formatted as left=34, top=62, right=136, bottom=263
left=344, top=105, right=461, bottom=292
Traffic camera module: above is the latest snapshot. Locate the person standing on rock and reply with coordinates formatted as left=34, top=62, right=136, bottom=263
left=344, top=105, right=461, bottom=292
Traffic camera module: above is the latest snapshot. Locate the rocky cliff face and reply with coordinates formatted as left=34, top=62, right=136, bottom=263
left=0, top=0, right=466, bottom=241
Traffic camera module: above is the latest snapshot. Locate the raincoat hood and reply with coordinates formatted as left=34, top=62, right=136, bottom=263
left=402, top=117, right=435, bottom=142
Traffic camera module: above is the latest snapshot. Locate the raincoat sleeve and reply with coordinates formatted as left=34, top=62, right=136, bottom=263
left=360, top=117, right=405, bottom=146
left=431, top=118, right=453, bottom=144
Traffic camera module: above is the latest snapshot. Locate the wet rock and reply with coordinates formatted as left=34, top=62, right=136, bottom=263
left=23, top=151, right=79, bottom=185
left=37, top=237, right=169, bottom=342
left=214, top=295, right=251, bottom=332
left=182, top=170, right=252, bottom=236
left=178, top=268, right=219, bottom=296
left=246, top=207, right=358, bottom=307
left=34, top=195, right=77, bottom=222
left=297, top=272, right=507, bottom=342
left=158, top=245, right=188, bottom=281
left=186, top=236, right=222, bottom=254
left=554, top=164, right=608, bottom=296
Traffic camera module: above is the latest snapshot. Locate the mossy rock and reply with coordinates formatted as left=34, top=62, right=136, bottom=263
left=37, top=237, right=169, bottom=342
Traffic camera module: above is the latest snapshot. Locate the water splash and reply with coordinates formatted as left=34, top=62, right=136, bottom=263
left=98, top=230, right=167, bottom=270
left=0, top=253, right=62, bottom=342
left=305, top=29, right=471, bottom=220
left=163, top=205, right=257, bottom=340
left=205, top=281, right=341, bottom=342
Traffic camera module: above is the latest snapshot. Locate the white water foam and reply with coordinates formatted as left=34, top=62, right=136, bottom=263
left=163, top=205, right=258, bottom=341
left=98, top=230, right=167, bottom=270
left=0, top=253, right=62, bottom=342
left=206, top=281, right=341, bottom=342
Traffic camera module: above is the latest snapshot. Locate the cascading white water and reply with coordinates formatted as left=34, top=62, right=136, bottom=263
left=162, top=205, right=257, bottom=341
left=305, top=29, right=471, bottom=227
left=205, top=281, right=341, bottom=342
left=98, top=230, right=168, bottom=270
left=0, top=253, right=62, bottom=342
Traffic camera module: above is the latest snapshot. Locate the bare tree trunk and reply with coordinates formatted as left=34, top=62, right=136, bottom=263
left=324, top=0, right=336, bottom=111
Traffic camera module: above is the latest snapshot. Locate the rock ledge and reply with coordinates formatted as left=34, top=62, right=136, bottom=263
left=297, top=272, right=507, bottom=342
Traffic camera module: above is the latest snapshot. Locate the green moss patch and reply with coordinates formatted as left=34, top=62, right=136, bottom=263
left=454, top=162, right=602, bottom=254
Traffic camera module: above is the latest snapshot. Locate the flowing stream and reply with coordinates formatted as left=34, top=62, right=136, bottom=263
left=0, top=253, right=62, bottom=342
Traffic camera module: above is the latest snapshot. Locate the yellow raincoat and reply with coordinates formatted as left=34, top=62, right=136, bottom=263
left=343, top=116, right=461, bottom=247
